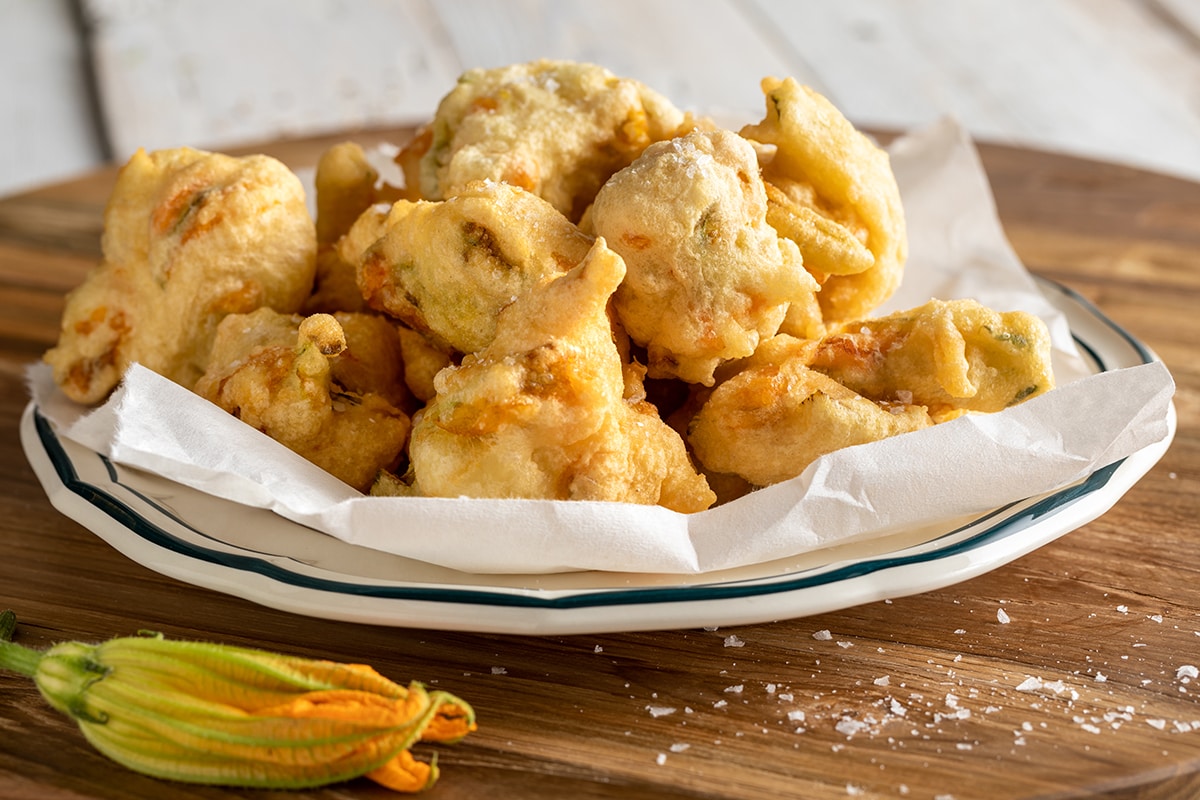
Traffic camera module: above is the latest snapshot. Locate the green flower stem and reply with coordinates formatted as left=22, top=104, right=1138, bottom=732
left=0, top=609, right=15, bottom=642
left=0, top=611, right=42, bottom=677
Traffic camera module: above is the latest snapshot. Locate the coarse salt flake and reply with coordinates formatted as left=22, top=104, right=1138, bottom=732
left=835, top=717, right=869, bottom=737
left=813, top=629, right=833, bottom=641
left=669, top=742, right=690, bottom=753
left=1042, top=680, right=1077, bottom=699
left=997, top=608, right=1011, bottom=624
left=1147, top=719, right=1167, bottom=730
left=874, top=675, right=890, bottom=686
left=1016, top=677, right=1043, bottom=692
left=647, top=705, right=677, bottom=718
left=724, top=684, right=744, bottom=694
left=1177, top=665, right=1199, bottom=682
left=724, top=635, right=745, bottom=648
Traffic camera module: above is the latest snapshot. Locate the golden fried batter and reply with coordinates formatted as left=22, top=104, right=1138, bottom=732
left=688, top=335, right=933, bottom=487
left=589, top=128, right=818, bottom=386
left=356, top=180, right=594, bottom=354
left=741, top=77, right=907, bottom=323
left=811, top=298, right=1055, bottom=420
left=400, top=59, right=690, bottom=220
left=395, top=325, right=453, bottom=403
left=764, top=179, right=873, bottom=278
left=44, top=147, right=317, bottom=403
left=194, top=308, right=410, bottom=492
left=336, top=202, right=393, bottom=265
left=305, top=141, right=404, bottom=314
left=43, top=62, right=1062, bottom=520
left=406, top=238, right=715, bottom=512
left=327, top=311, right=412, bottom=412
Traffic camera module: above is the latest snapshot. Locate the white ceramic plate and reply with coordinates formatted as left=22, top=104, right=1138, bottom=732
left=20, top=278, right=1175, bottom=635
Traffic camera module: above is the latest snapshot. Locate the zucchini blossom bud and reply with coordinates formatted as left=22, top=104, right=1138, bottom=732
left=0, top=612, right=475, bottom=792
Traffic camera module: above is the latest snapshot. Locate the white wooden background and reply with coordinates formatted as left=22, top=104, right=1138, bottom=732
left=4, top=0, right=1200, bottom=198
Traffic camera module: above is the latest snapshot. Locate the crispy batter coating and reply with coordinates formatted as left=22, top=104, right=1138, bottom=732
left=313, top=142, right=404, bottom=246
left=44, top=63, right=1059, bottom=517
left=336, top=202, right=393, bottom=264
left=589, top=128, right=818, bottom=386
left=688, top=335, right=932, bottom=486
left=194, top=308, right=410, bottom=492
left=400, top=59, right=690, bottom=220
left=395, top=325, right=453, bottom=403
left=306, top=247, right=367, bottom=315
left=44, top=147, right=317, bottom=403
left=305, top=142, right=404, bottom=314
left=406, top=239, right=715, bottom=512
left=741, top=77, right=907, bottom=323
left=327, top=311, right=412, bottom=412
left=764, top=179, right=873, bottom=277
left=811, top=298, right=1055, bottom=421
left=356, top=180, right=594, bottom=354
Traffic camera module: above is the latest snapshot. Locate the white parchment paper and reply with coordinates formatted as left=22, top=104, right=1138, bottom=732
left=30, top=118, right=1176, bottom=575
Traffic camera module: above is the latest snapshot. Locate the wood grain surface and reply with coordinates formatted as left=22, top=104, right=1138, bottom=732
left=0, top=130, right=1197, bottom=800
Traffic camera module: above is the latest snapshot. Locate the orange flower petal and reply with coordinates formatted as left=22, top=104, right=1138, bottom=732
left=421, top=701, right=478, bottom=742
left=365, top=749, right=438, bottom=793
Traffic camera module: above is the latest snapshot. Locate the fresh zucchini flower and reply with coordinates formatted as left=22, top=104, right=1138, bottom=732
left=0, top=611, right=474, bottom=792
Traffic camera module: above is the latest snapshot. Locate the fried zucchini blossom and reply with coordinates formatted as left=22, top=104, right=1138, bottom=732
left=0, top=611, right=474, bottom=793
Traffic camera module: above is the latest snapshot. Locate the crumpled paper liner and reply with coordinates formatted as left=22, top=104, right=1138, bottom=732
left=30, top=118, right=1176, bottom=575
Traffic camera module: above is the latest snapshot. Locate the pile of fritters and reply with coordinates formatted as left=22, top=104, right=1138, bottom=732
left=47, top=59, right=1054, bottom=508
